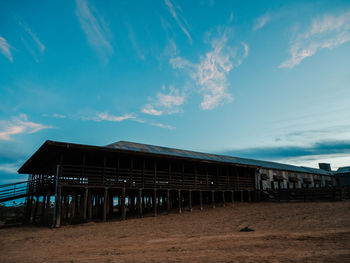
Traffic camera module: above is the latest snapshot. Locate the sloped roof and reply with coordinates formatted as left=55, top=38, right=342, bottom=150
left=336, top=166, right=350, bottom=173
left=107, top=141, right=333, bottom=176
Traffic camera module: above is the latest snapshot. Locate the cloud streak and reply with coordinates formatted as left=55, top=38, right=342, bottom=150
left=75, top=0, right=113, bottom=62
left=141, top=85, right=185, bottom=116
left=0, top=36, right=13, bottom=62
left=253, top=14, right=271, bottom=31
left=221, top=140, right=350, bottom=161
left=279, top=9, right=350, bottom=68
left=0, top=114, right=52, bottom=141
left=170, top=28, right=249, bottom=110
left=164, top=0, right=192, bottom=44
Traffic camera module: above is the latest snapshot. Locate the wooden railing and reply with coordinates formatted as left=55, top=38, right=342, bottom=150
left=59, top=164, right=255, bottom=190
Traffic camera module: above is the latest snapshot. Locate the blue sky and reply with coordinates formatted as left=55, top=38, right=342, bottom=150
left=1, top=0, right=350, bottom=184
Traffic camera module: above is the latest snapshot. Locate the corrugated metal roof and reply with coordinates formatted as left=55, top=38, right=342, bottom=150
left=106, top=141, right=333, bottom=176
left=336, top=166, right=350, bottom=173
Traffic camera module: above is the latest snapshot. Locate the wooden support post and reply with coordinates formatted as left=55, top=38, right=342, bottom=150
left=88, top=191, right=93, bottom=219
left=32, top=196, right=39, bottom=223
left=212, top=191, right=215, bottom=208
left=248, top=190, right=252, bottom=202
left=138, top=189, right=143, bottom=218
left=167, top=189, right=170, bottom=213
left=103, top=188, right=108, bottom=221
left=56, top=187, right=61, bottom=227
left=189, top=190, right=192, bottom=212
left=241, top=190, right=244, bottom=202
left=178, top=190, right=182, bottom=214
left=121, top=187, right=126, bottom=220
left=222, top=191, right=226, bottom=207
left=41, top=195, right=47, bottom=218
left=231, top=190, right=234, bottom=203
left=45, top=193, right=51, bottom=217
left=83, top=188, right=88, bottom=220
left=199, top=190, right=203, bottom=211
left=64, top=195, right=69, bottom=219
left=153, top=189, right=157, bottom=217
left=71, top=192, right=77, bottom=218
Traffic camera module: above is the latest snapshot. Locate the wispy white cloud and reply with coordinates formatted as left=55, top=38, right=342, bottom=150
left=141, top=85, right=185, bottom=116
left=0, top=114, right=52, bottom=141
left=0, top=36, right=13, bottom=62
left=75, top=0, right=113, bottom=62
left=141, top=105, right=163, bottom=116
left=164, top=0, right=192, bottom=44
left=279, top=9, right=350, bottom=68
left=17, top=21, right=46, bottom=62
left=42, top=113, right=66, bottom=119
left=170, top=28, right=248, bottom=110
left=82, top=112, right=135, bottom=122
left=125, top=22, right=145, bottom=60
left=253, top=14, right=271, bottom=31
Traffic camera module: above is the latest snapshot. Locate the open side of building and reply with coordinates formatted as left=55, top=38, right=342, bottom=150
left=10, top=140, right=340, bottom=226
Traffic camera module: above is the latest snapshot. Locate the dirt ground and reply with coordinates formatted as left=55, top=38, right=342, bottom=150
left=1, top=201, right=350, bottom=263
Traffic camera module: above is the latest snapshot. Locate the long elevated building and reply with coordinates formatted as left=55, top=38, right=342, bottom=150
left=15, top=140, right=336, bottom=226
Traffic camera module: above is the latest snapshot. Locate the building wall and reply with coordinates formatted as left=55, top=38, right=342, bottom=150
left=257, top=168, right=334, bottom=190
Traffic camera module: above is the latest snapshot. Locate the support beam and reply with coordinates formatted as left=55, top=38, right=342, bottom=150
left=71, top=192, right=76, bottom=218
left=241, top=190, right=244, bottom=202
left=88, top=191, right=92, bottom=219
left=32, top=196, right=39, bottom=223
left=222, top=191, right=226, bottom=207
left=121, top=187, right=126, bottom=220
left=103, top=188, right=108, bottom=221
left=41, top=195, right=47, bottom=218
left=138, top=189, right=143, bottom=218
left=153, top=189, right=157, bottom=217
left=83, top=188, right=88, bottom=220
left=248, top=190, right=252, bottom=202
left=199, top=190, right=203, bottom=211
left=167, top=189, right=170, bottom=213
left=178, top=190, right=182, bottom=214
left=231, top=191, right=234, bottom=204
left=56, top=186, right=61, bottom=227
left=211, top=191, right=215, bottom=208
left=189, top=190, right=192, bottom=212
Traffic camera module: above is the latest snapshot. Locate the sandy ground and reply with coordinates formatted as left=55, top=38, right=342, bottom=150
left=0, top=201, right=350, bottom=263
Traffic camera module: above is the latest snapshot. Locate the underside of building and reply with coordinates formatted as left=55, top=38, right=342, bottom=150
left=1, top=140, right=342, bottom=226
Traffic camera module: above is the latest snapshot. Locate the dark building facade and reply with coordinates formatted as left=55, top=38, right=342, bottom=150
left=15, top=140, right=336, bottom=226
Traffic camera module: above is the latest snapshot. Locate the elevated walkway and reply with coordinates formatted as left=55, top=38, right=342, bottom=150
left=0, top=181, right=30, bottom=203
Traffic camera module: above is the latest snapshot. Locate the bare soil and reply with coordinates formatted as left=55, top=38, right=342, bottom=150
left=1, top=201, right=350, bottom=263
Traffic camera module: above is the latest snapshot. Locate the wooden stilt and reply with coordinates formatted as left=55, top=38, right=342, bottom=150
left=222, top=191, right=226, bottom=207
left=167, top=189, right=170, bottom=213
left=71, top=192, right=76, bottom=219
left=45, top=193, right=50, bottom=219
left=231, top=190, right=234, bottom=203
left=178, top=190, right=182, bottom=214
left=108, top=193, right=113, bottom=216
left=241, top=190, right=244, bottom=202
left=56, top=187, right=61, bottom=227
left=103, top=188, right=108, bottom=221
left=199, top=190, right=203, bottom=211
left=83, top=188, right=88, bottom=220
left=88, top=191, right=92, bottom=219
left=212, top=191, right=215, bottom=208
left=121, top=187, right=126, bottom=220
left=138, top=189, right=143, bottom=218
left=248, top=190, right=252, bottom=202
left=189, top=190, right=192, bottom=212
left=32, top=196, right=39, bottom=223
left=153, top=189, right=157, bottom=217
left=41, top=195, right=47, bottom=218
